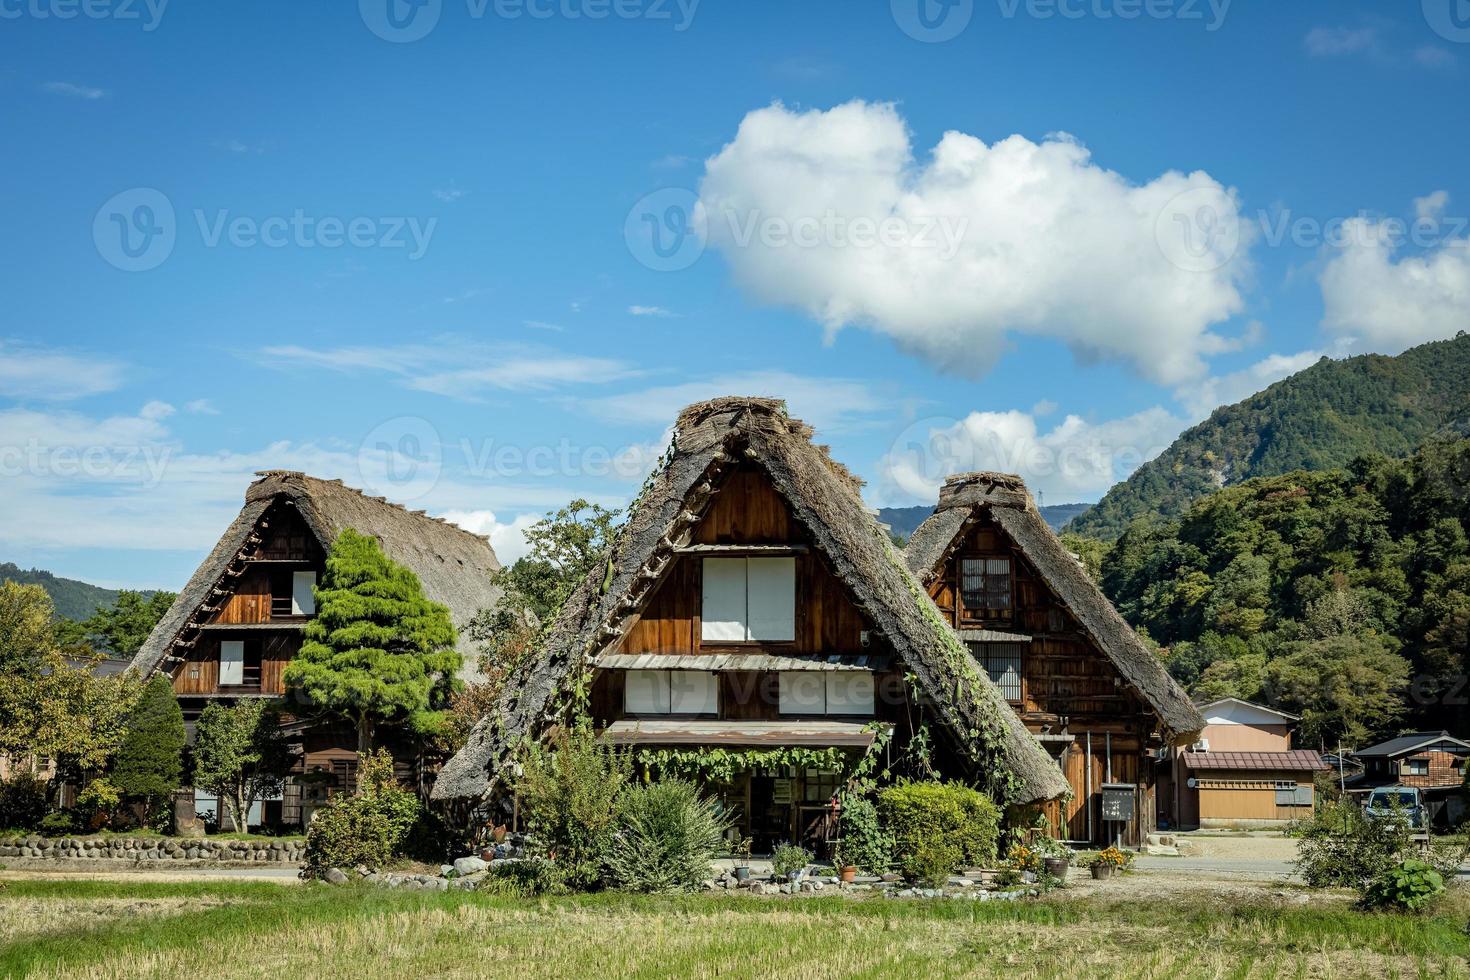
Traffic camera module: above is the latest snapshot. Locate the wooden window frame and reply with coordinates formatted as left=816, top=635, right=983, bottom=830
left=959, top=556, right=1013, bottom=617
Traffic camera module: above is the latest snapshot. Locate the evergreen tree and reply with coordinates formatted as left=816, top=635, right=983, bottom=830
left=284, top=529, right=460, bottom=753
left=112, top=674, right=185, bottom=818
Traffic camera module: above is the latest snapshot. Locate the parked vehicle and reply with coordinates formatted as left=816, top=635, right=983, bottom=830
left=1364, top=786, right=1425, bottom=829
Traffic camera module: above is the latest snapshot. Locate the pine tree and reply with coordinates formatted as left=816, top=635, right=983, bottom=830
left=112, top=674, right=185, bottom=818
left=284, top=529, right=460, bottom=754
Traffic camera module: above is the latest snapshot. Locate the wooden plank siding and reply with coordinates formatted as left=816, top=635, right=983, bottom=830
left=1400, top=750, right=1466, bottom=788
left=925, top=515, right=1164, bottom=843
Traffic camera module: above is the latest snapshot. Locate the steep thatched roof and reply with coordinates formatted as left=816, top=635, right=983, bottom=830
left=433, top=398, right=1069, bottom=805
left=904, top=471, right=1204, bottom=743
left=130, top=471, right=501, bottom=684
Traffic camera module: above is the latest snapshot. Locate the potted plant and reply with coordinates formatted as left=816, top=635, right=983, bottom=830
left=832, top=842, right=858, bottom=883
left=1032, top=834, right=1071, bottom=879
left=772, top=843, right=812, bottom=884
left=1087, top=846, right=1129, bottom=880
left=732, top=837, right=753, bottom=882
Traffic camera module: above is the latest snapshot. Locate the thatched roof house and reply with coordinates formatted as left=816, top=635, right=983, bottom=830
left=130, top=470, right=501, bottom=686
left=903, top=471, right=1203, bottom=743
left=433, top=398, right=1070, bottom=807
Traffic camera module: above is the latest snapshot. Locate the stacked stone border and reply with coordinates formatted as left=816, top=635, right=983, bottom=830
left=0, top=835, right=305, bottom=864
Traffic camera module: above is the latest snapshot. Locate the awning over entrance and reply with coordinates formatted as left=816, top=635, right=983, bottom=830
left=593, top=653, right=890, bottom=672
left=602, top=720, right=880, bottom=748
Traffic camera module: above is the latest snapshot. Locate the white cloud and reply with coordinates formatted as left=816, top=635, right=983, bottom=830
left=1319, top=207, right=1470, bottom=352
left=1416, top=190, right=1450, bottom=222
left=433, top=184, right=467, bottom=203
left=436, top=510, right=539, bottom=563
left=878, top=406, right=1185, bottom=506
left=1304, top=25, right=1456, bottom=70
left=699, top=101, right=1251, bottom=386
left=214, top=137, right=267, bottom=155
left=628, top=305, right=676, bottom=317
left=185, top=399, right=220, bottom=415
left=253, top=342, right=642, bottom=399
left=0, top=340, right=126, bottom=401
left=42, top=81, right=106, bottom=100
left=523, top=320, right=565, bottom=332
left=1175, top=349, right=1323, bottom=420
left=1304, top=26, right=1379, bottom=57
left=582, top=370, right=888, bottom=434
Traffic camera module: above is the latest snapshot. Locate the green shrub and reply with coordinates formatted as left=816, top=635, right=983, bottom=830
left=1295, top=799, right=1411, bottom=889
left=478, top=859, right=566, bottom=897
left=771, top=843, right=812, bottom=881
left=37, top=810, right=77, bottom=835
left=1362, top=859, right=1445, bottom=913
left=112, top=674, right=185, bottom=819
left=301, top=749, right=421, bottom=879
left=515, top=726, right=631, bottom=891
left=0, top=772, right=49, bottom=830
left=908, top=839, right=962, bottom=888
left=834, top=795, right=891, bottom=874
left=876, top=780, right=1000, bottom=881
left=605, top=779, right=728, bottom=893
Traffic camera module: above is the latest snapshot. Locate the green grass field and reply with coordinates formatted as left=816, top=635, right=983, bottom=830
left=3, top=877, right=1468, bottom=978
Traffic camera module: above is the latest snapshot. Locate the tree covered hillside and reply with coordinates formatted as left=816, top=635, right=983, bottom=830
left=1099, top=438, right=1470, bottom=748
left=1070, top=333, right=1470, bottom=540
left=0, top=562, right=129, bottom=621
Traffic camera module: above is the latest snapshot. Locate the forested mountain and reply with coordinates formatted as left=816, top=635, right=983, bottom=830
left=0, top=562, right=128, bottom=620
left=1069, top=333, right=1470, bottom=539
left=1098, top=438, right=1470, bottom=748
left=880, top=502, right=1088, bottom=541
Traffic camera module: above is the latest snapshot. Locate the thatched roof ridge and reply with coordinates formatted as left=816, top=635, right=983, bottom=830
left=904, top=472, right=1204, bottom=743
left=130, top=471, right=501, bottom=684
left=433, top=397, right=1069, bottom=804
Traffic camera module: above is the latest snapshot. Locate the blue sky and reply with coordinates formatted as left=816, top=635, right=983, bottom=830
left=2, top=0, right=1468, bottom=589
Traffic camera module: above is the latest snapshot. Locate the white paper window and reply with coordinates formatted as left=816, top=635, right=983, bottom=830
left=291, top=571, right=317, bottom=616
left=700, top=558, right=748, bottom=642
left=624, top=670, right=671, bottom=714
left=824, top=674, right=875, bottom=716
left=670, top=672, right=719, bottom=715
left=219, top=640, right=245, bottom=687
left=747, top=558, right=796, bottom=641
left=700, top=557, right=796, bottom=642
left=778, top=672, right=826, bottom=715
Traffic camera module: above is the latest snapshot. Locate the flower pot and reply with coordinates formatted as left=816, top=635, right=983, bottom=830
left=1090, top=863, right=1114, bottom=880
left=733, top=865, right=751, bottom=882
left=840, top=866, right=857, bottom=883
left=1043, top=857, right=1069, bottom=879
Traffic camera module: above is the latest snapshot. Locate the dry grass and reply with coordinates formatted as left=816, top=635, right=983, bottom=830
left=4, top=877, right=1468, bottom=979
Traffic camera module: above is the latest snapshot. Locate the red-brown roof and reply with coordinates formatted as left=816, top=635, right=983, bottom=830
left=1181, top=750, right=1329, bottom=772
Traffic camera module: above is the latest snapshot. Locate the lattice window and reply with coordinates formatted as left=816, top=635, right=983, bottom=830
left=968, top=642, right=1024, bottom=702
left=961, top=558, right=1012, bottom=611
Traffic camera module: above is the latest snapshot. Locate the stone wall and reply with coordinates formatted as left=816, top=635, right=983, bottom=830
left=0, top=835, right=305, bottom=864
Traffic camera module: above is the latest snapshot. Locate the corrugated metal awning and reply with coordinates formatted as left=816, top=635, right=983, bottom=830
left=958, top=629, right=1032, bottom=643
left=594, top=653, right=890, bottom=672
left=602, top=720, right=881, bottom=748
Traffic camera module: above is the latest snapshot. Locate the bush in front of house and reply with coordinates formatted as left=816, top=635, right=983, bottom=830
left=605, top=779, right=729, bottom=893
left=302, top=749, right=421, bottom=879
left=834, top=795, right=892, bottom=874
left=515, top=726, right=632, bottom=891
left=0, top=771, right=49, bottom=831
left=1361, top=859, right=1445, bottom=913
left=112, top=674, right=186, bottom=826
left=876, top=780, right=1000, bottom=881
left=1295, top=799, right=1411, bottom=890
left=477, top=858, right=568, bottom=897
left=771, top=843, right=813, bottom=882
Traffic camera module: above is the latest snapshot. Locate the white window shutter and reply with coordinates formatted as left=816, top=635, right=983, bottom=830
left=746, top=557, right=795, bottom=641
left=778, top=671, right=825, bottom=715
left=624, top=670, right=671, bottom=714
left=825, top=673, right=875, bottom=716
left=700, top=558, right=748, bottom=642
left=670, top=672, right=718, bottom=715
left=219, top=640, right=245, bottom=686
left=291, top=571, right=317, bottom=616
